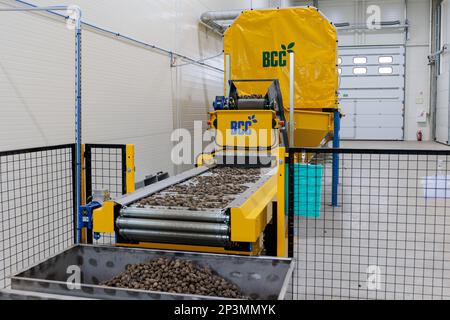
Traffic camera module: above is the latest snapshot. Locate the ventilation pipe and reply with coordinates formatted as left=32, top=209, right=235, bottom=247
left=200, top=10, right=241, bottom=35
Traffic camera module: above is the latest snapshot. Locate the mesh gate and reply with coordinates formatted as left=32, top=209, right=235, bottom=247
left=288, top=148, right=450, bottom=300
left=84, top=144, right=127, bottom=245
left=0, top=144, right=76, bottom=289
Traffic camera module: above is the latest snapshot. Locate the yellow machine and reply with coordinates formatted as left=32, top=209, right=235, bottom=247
left=223, top=7, right=339, bottom=148
left=89, top=7, right=338, bottom=258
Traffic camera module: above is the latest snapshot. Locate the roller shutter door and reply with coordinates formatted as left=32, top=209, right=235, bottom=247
left=339, top=46, right=405, bottom=140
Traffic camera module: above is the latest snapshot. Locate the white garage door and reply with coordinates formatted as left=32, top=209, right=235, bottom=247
left=339, top=46, right=405, bottom=140
left=436, top=0, right=450, bottom=145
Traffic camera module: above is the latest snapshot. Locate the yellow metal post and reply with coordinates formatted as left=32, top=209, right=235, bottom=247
left=277, top=147, right=287, bottom=257
left=125, top=144, right=135, bottom=194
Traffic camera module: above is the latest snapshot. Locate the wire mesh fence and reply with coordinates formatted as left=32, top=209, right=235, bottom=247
left=84, top=144, right=126, bottom=245
left=0, top=144, right=76, bottom=289
left=288, top=148, right=450, bottom=300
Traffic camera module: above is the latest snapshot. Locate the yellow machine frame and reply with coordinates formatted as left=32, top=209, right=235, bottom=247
left=211, top=110, right=278, bottom=150
left=90, top=7, right=338, bottom=259
left=92, top=145, right=287, bottom=257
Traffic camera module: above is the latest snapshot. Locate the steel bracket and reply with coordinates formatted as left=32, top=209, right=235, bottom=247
left=78, top=201, right=102, bottom=231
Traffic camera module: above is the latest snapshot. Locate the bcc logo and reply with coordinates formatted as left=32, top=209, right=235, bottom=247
left=231, top=115, right=258, bottom=136
left=262, top=42, right=295, bottom=68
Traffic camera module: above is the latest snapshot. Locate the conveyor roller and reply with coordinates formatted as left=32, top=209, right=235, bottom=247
left=116, top=217, right=229, bottom=235
left=236, top=98, right=267, bottom=110
left=111, top=166, right=265, bottom=248
left=120, top=207, right=228, bottom=223
left=119, top=229, right=229, bottom=246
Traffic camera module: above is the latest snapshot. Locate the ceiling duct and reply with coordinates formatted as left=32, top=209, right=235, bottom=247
left=201, top=9, right=406, bottom=35
left=200, top=10, right=241, bottom=35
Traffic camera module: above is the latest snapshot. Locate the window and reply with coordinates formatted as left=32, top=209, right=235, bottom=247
left=379, top=56, right=393, bottom=64
left=379, top=67, right=393, bottom=74
left=338, top=57, right=342, bottom=65
left=353, top=67, right=367, bottom=75
left=353, top=57, right=367, bottom=64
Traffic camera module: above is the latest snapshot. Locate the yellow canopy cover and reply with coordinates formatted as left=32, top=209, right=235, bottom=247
left=224, top=7, right=338, bottom=110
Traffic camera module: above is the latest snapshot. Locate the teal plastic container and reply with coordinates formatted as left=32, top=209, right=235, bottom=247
left=286, top=164, right=323, bottom=218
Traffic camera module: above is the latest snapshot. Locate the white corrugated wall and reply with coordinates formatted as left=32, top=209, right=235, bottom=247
left=0, top=0, right=269, bottom=180
left=0, top=7, right=75, bottom=148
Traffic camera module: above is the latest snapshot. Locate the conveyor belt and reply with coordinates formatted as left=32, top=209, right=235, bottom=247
left=117, top=166, right=264, bottom=247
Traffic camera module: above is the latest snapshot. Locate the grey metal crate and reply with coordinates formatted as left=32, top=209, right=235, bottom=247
left=10, top=245, right=293, bottom=300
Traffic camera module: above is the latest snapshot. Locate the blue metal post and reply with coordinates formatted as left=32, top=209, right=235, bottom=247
left=75, top=15, right=82, bottom=243
left=332, top=110, right=340, bottom=207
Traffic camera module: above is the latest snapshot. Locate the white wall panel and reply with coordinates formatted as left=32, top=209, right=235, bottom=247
left=341, top=74, right=404, bottom=88
left=404, top=0, right=432, bottom=142
left=354, top=127, right=403, bottom=140
left=435, top=0, right=450, bottom=144
left=357, top=114, right=404, bottom=127
left=30, top=0, right=178, bottom=50
left=81, top=30, right=175, bottom=178
left=0, top=0, right=274, bottom=181
left=348, top=100, right=404, bottom=115
left=340, top=89, right=403, bottom=100
left=0, top=9, right=74, bottom=148
left=292, top=0, right=406, bottom=46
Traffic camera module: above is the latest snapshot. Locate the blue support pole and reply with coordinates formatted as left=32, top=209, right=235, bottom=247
left=332, top=110, right=340, bottom=207
left=75, top=16, right=82, bottom=243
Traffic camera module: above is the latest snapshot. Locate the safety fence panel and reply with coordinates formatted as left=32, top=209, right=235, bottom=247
left=0, top=144, right=76, bottom=289
left=288, top=148, right=450, bottom=300
left=84, top=144, right=126, bottom=245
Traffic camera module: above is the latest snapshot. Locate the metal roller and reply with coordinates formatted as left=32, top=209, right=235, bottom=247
left=236, top=99, right=266, bottom=110
left=116, top=217, right=229, bottom=235
left=119, top=229, right=229, bottom=246
left=120, top=207, right=228, bottom=223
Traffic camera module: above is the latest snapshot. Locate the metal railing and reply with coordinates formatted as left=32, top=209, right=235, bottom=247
left=84, top=144, right=127, bottom=245
left=0, top=144, right=76, bottom=288
left=288, top=148, right=450, bottom=300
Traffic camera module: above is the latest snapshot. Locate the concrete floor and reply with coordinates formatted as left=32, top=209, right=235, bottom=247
left=290, top=141, right=450, bottom=300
